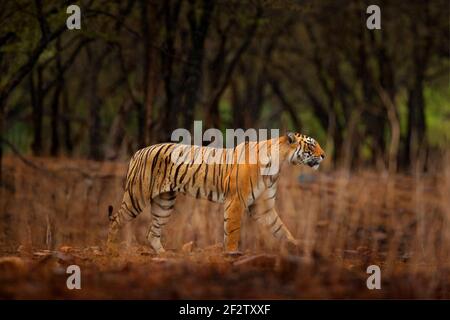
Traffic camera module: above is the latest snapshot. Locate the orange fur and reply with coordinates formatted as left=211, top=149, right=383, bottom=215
left=107, top=132, right=325, bottom=254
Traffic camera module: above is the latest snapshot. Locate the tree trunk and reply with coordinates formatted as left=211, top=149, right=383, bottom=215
left=231, top=80, right=244, bottom=129
left=31, top=66, right=44, bottom=156
left=161, top=0, right=182, bottom=141
left=50, top=83, right=61, bottom=157
left=405, top=76, right=426, bottom=171
left=105, top=99, right=132, bottom=160
left=404, top=8, right=431, bottom=172
left=87, top=46, right=103, bottom=160
left=61, top=87, right=73, bottom=155
left=140, top=0, right=157, bottom=145
left=50, top=38, right=63, bottom=156
left=376, top=85, right=400, bottom=174
left=270, top=79, right=301, bottom=130
left=181, top=0, right=215, bottom=130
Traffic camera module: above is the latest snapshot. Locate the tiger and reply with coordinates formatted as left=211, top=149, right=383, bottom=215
left=106, top=131, right=325, bottom=255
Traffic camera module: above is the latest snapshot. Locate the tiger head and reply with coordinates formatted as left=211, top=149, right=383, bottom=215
left=285, top=131, right=325, bottom=170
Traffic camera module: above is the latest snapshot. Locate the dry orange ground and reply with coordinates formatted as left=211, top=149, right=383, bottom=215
left=1, top=244, right=443, bottom=299
left=1, top=156, right=449, bottom=299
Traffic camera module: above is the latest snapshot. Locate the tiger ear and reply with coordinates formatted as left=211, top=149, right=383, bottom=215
left=286, top=131, right=296, bottom=144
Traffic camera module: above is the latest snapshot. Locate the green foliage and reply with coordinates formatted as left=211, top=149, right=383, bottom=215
left=425, top=85, right=450, bottom=148
left=298, top=108, right=327, bottom=144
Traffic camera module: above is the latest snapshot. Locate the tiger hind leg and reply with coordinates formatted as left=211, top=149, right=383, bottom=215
left=147, top=191, right=176, bottom=254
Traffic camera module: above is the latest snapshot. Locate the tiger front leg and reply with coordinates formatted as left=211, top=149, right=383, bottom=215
left=106, top=205, right=133, bottom=256
left=249, top=195, right=299, bottom=249
left=107, top=190, right=146, bottom=255
left=223, top=197, right=245, bottom=255
left=106, top=219, right=121, bottom=256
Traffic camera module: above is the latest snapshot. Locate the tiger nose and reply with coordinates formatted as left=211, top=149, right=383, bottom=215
left=320, top=154, right=325, bottom=160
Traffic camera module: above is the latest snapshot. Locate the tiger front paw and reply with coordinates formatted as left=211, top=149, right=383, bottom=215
left=224, top=251, right=243, bottom=258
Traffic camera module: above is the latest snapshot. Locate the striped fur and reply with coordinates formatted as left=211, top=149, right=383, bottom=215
left=107, top=132, right=325, bottom=254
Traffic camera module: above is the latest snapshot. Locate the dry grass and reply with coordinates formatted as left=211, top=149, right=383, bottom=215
left=0, top=155, right=449, bottom=299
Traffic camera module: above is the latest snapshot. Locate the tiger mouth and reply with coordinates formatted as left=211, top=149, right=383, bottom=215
left=307, top=159, right=321, bottom=169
